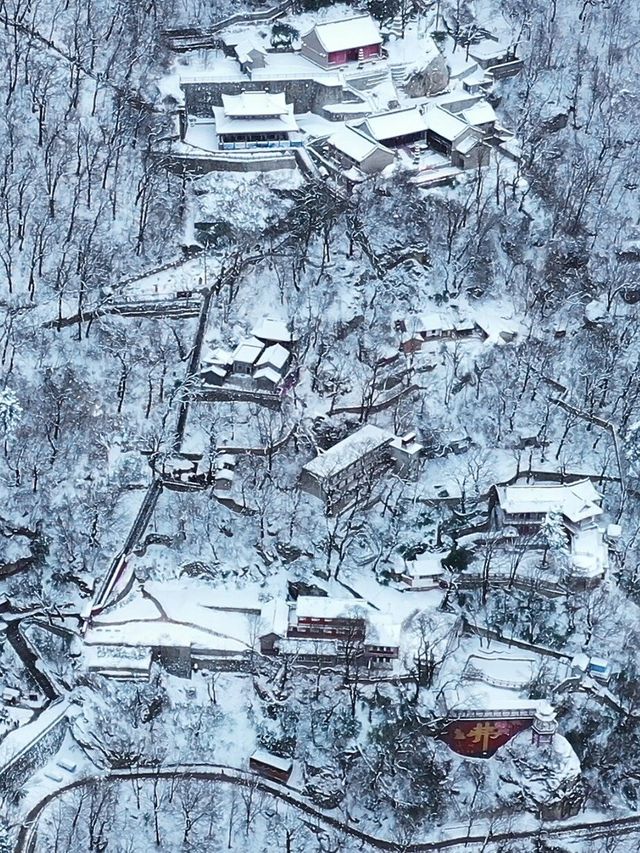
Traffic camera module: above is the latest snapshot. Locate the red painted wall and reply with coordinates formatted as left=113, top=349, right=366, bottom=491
left=249, top=758, right=291, bottom=783
left=440, top=718, right=533, bottom=757
left=328, top=45, right=380, bottom=65
left=328, top=49, right=349, bottom=65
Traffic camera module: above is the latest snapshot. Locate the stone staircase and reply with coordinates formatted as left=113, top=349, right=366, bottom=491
left=390, top=61, right=412, bottom=87
left=342, top=64, right=391, bottom=92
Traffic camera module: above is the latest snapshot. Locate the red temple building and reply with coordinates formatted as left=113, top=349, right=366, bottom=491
left=300, top=16, right=383, bottom=69
left=260, top=596, right=400, bottom=665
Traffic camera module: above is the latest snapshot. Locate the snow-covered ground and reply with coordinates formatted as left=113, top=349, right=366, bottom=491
left=4, top=0, right=640, bottom=850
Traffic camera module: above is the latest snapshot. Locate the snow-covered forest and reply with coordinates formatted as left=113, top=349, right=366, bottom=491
left=1, top=0, right=640, bottom=850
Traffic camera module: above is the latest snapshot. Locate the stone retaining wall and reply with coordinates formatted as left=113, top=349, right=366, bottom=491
left=183, top=77, right=345, bottom=117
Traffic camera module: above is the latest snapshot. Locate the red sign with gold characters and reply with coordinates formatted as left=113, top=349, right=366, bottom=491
left=440, top=718, right=533, bottom=757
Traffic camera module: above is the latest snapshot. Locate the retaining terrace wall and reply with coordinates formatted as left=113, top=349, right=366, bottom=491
left=183, top=78, right=346, bottom=117
left=0, top=702, right=69, bottom=789
left=162, top=151, right=298, bottom=174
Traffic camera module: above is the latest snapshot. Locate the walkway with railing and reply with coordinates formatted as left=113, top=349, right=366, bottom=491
left=219, top=139, right=304, bottom=151
left=162, top=0, right=295, bottom=51
left=15, top=760, right=640, bottom=853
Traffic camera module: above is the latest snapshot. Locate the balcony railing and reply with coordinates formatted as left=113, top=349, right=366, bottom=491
left=218, top=139, right=304, bottom=151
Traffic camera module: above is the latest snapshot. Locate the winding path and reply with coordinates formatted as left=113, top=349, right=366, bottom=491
left=15, top=762, right=640, bottom=853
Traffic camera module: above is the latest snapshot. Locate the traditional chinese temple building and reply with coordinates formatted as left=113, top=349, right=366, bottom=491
left=300, top=15, right=383, bottom=68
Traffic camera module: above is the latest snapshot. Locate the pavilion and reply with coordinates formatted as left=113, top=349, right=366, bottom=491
left=212, top=91, right=300, bottom=150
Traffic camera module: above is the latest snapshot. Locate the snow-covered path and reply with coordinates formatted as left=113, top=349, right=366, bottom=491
left=15, top=761, right=640, bottom=853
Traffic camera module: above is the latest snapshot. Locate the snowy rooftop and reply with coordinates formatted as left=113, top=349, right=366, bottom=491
left=251, top=317, right=295, bottom=343
left=359, top=107, right=427, bottom=143
left=250, top=749, right=292, bottom=772
left=327, top=127, right=390, bottom=163
left=233, top=337, right=265, bottom=365
left=342, top=165, right=367, bottom=183
left=468, top=39, right=512, bottom=62
left=302, top=424, right=394, bottom=479
left=202, top=364, right=227, bottom=380
left=462, top=101, right=497, bottom=127
left=213, top=104, right=298, bottom=136
left=207, top=347, right=233, bottom=366
left=260, top=598, right=291, bottom=637
left=463, top=67, right=491, bottom=86
left=425, top=91, right=483, bottom=112
left=496, top=479, right=603, bottom=523
left=85, top=644, right=152, bottom=671
left=296, top=111, right=338, bottom=138
left=183, top=119, right=218, bottom=152
left=253, top=366, right=282, bottom=385
left=256, top=343, right=289, bottom=371
left=215, top=453, right=237, bottom=467
left=214, top=469, right=234, bottom=482
left=365, top=614, right=401, bottom=647
left=442, top=683, right=545, bottom=718
left=221, top=91, right=288, bottom=118
left=455, top=133, right=483, bottom=155
left=424, top=106, right=470, bottom=141
left=390, top=432, right=423, bottom=457
left=234, top=39, right=266, bottom=64
left=295, top=596, right=370, bottom=620
left=305, top=15, right=382, bottom=52
left=403, top=310, right=477, bottom=335
left=570, top=526, right=608, bottom=576
left=404, top=552, right=446, bottom=578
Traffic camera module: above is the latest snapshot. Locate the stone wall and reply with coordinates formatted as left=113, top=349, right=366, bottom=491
left=162, top=151, right=298, bottom=175
left=0, top=705, right=68, bottom=790
left=195, top=385, right=282, bottom=408
left=193, top=655, right=253, bottom=673
left=158, top=646, right=192, bottom=677
left=183, top=78, right=346, bottom=117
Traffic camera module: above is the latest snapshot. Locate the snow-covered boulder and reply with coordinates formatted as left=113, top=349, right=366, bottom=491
left=403, top=54, right=450, bottom=97
left=493, top=730, right=584, bottom=819
left=386, top=33, right=449, bottom=96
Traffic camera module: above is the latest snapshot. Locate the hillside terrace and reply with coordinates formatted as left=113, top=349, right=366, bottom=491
left=161, top=10, right=519, bottom=175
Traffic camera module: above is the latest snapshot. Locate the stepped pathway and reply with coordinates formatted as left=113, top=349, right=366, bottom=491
left=344, top=65, right=392, bottom=92
left=390, top=60, right=412, bottom=86
left=86, top=250, right=269, bottom=618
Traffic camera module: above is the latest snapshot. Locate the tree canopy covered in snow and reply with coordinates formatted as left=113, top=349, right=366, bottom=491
left=2, top=0, right=640, bottom=850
